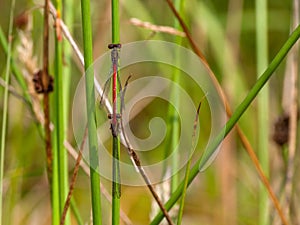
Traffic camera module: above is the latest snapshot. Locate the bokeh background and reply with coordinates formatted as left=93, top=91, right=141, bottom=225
left=0, top=0, right=299, bottom=224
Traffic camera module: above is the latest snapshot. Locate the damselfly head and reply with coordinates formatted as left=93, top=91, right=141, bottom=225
left=107, top=113, right=121, bottom=119
left=108, top=43, right=122, bottom=49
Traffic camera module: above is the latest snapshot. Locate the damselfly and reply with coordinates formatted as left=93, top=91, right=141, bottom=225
left=99, top=43, right=122, bottom=137
left=96, top=45, right=174, bottom=224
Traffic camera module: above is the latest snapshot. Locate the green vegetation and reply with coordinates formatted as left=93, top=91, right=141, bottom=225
left=0, top=1, right=299, bottom=225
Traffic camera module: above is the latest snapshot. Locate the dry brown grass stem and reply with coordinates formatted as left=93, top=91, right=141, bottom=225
left=164, top=0, right=288, bottom=224
left=49, top=4, right=173, bottom=223
left=63, top=139, right=133, bottom=225
left=129, top=18, right=186, bottom=37
left=42, top=0, right=53, bottom=185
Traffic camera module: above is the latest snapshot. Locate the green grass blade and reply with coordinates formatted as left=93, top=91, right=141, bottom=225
left=80, top=0, right=102, bottom=224
left=52, top=140, right=60, bottom=225
left=166, top=0, right=185, bottom=223
left=150, top=24, right=300, bottom=225
left=53, top=0, right=70, bottom=224
left=112, top=137, right=121, bottom=225
left=70, top=198, right=84, bottom=225
left=63, top=0, right=74, bottom=136
left=0, top=0, right=15, bottom=224
left=168, top=0, right=185, bottom=194
left=255, top=0, right=270, bottom=224
left=177, top=101, right=201, bottom=225
left=111, top=0, right=121, bottom=224
left=111, top=0, right=120, bottom=43
left=62, top=0, right=79, bottom=223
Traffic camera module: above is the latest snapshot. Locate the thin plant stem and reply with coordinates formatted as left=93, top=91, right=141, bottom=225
left=53, top=0, right=70, bottom=224
left=49, top=5, right=129, bottom=224
left=80, top=0, right=102, bottom=224
left=60, top=127, right=87, bottom=225
left=42, top=0, right=53, bottom=189
left=61, top=0, right=78, bottom=222
left=120, top=81, right=175, bottom=225
left=0, top=29, right=26, bottom=92
left=164, top=0, right=185, bottom=222
left=129, top=18, right=186, bottom=37
left=52, top=147, right=60, bottom=225
left=0, top=28, right=44, bottom=136
left=49, top=6, right=148, bottom=224
left=0, top=78, right=27, bottom=102
left=70, top=199, right=84, bottom=225
left=282, top=0, right=299, bottom=222
left=255, top=0, right=270, bottom=225
left=168, top=0, right=184, bottom=195
left=165, top=0, right=207, bottom=63
left=177, top=101, right=202, bottom=225
left=52, top=133, right=60, bottom=225
left=150, top=24, right=300, bottom=225
left=62, top=0, right=74, bottom=128
left=119, top=123, right=175, bottom=225
left=64, top=141, right=133, bottom=225
left=164, top=0, right=287, bottom=223
left=52, top=2, right=63, bottom=225
left=112, top=136, right=121, bottom=225
left=111, top=0, right=121, bottom=224
left=0, top=0, right=15, bottom=224
left=49, top=2, right=84, bottom=65
left=50, top=5, right=183, bottom=224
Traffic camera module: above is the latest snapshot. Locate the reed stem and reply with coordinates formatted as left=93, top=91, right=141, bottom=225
left=80, top=0, right=102, bottom=224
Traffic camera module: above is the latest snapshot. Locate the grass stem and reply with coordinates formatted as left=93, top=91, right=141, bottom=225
left=111, top=0, right=121, bottom=224
left=0, top=27, right=44, bottom=137
left=42, top=0, right=53, bottom=188
left=0, top=0, right=15, bottom=223
left=80, top=0, right=102, bottom=224
left=169, top=0, right=184, bottom=195
left=150, top=24, right=300, bottom=225
left=53, top=0, right=70, bottom=224
left=255, top=0, right=270, bottom=224
left=177, top=102, right=202, bottom=225
left=165, top=1, right=287, bottom=223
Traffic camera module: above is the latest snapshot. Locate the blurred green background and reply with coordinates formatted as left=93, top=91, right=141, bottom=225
left=0, top=0, right=298, bottom=225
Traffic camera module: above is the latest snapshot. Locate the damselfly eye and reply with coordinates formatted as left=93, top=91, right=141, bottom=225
left=108, top=43, right=122, bottom=49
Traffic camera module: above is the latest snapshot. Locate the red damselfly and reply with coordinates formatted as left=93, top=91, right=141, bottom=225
left=99, top=43, right=122, bottom=137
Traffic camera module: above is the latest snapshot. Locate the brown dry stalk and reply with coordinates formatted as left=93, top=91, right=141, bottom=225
left=130, top=18, right=186, bottom=37
left=49, top=4, right=174, bottom=222
left=60, top=127, right=87, bottom=225
left=118, top=76, right=174, bottom=225
left=62, top=125, right=133, bottom=224
left=164, top=0, right=288, bottom=224
left=49, top=3, right=84, bottom=64
left=120, top=119, right=174, bottom=225
left=43, top=0, right=52, bottom=184
left=64, top=141, right=133, bottom=225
